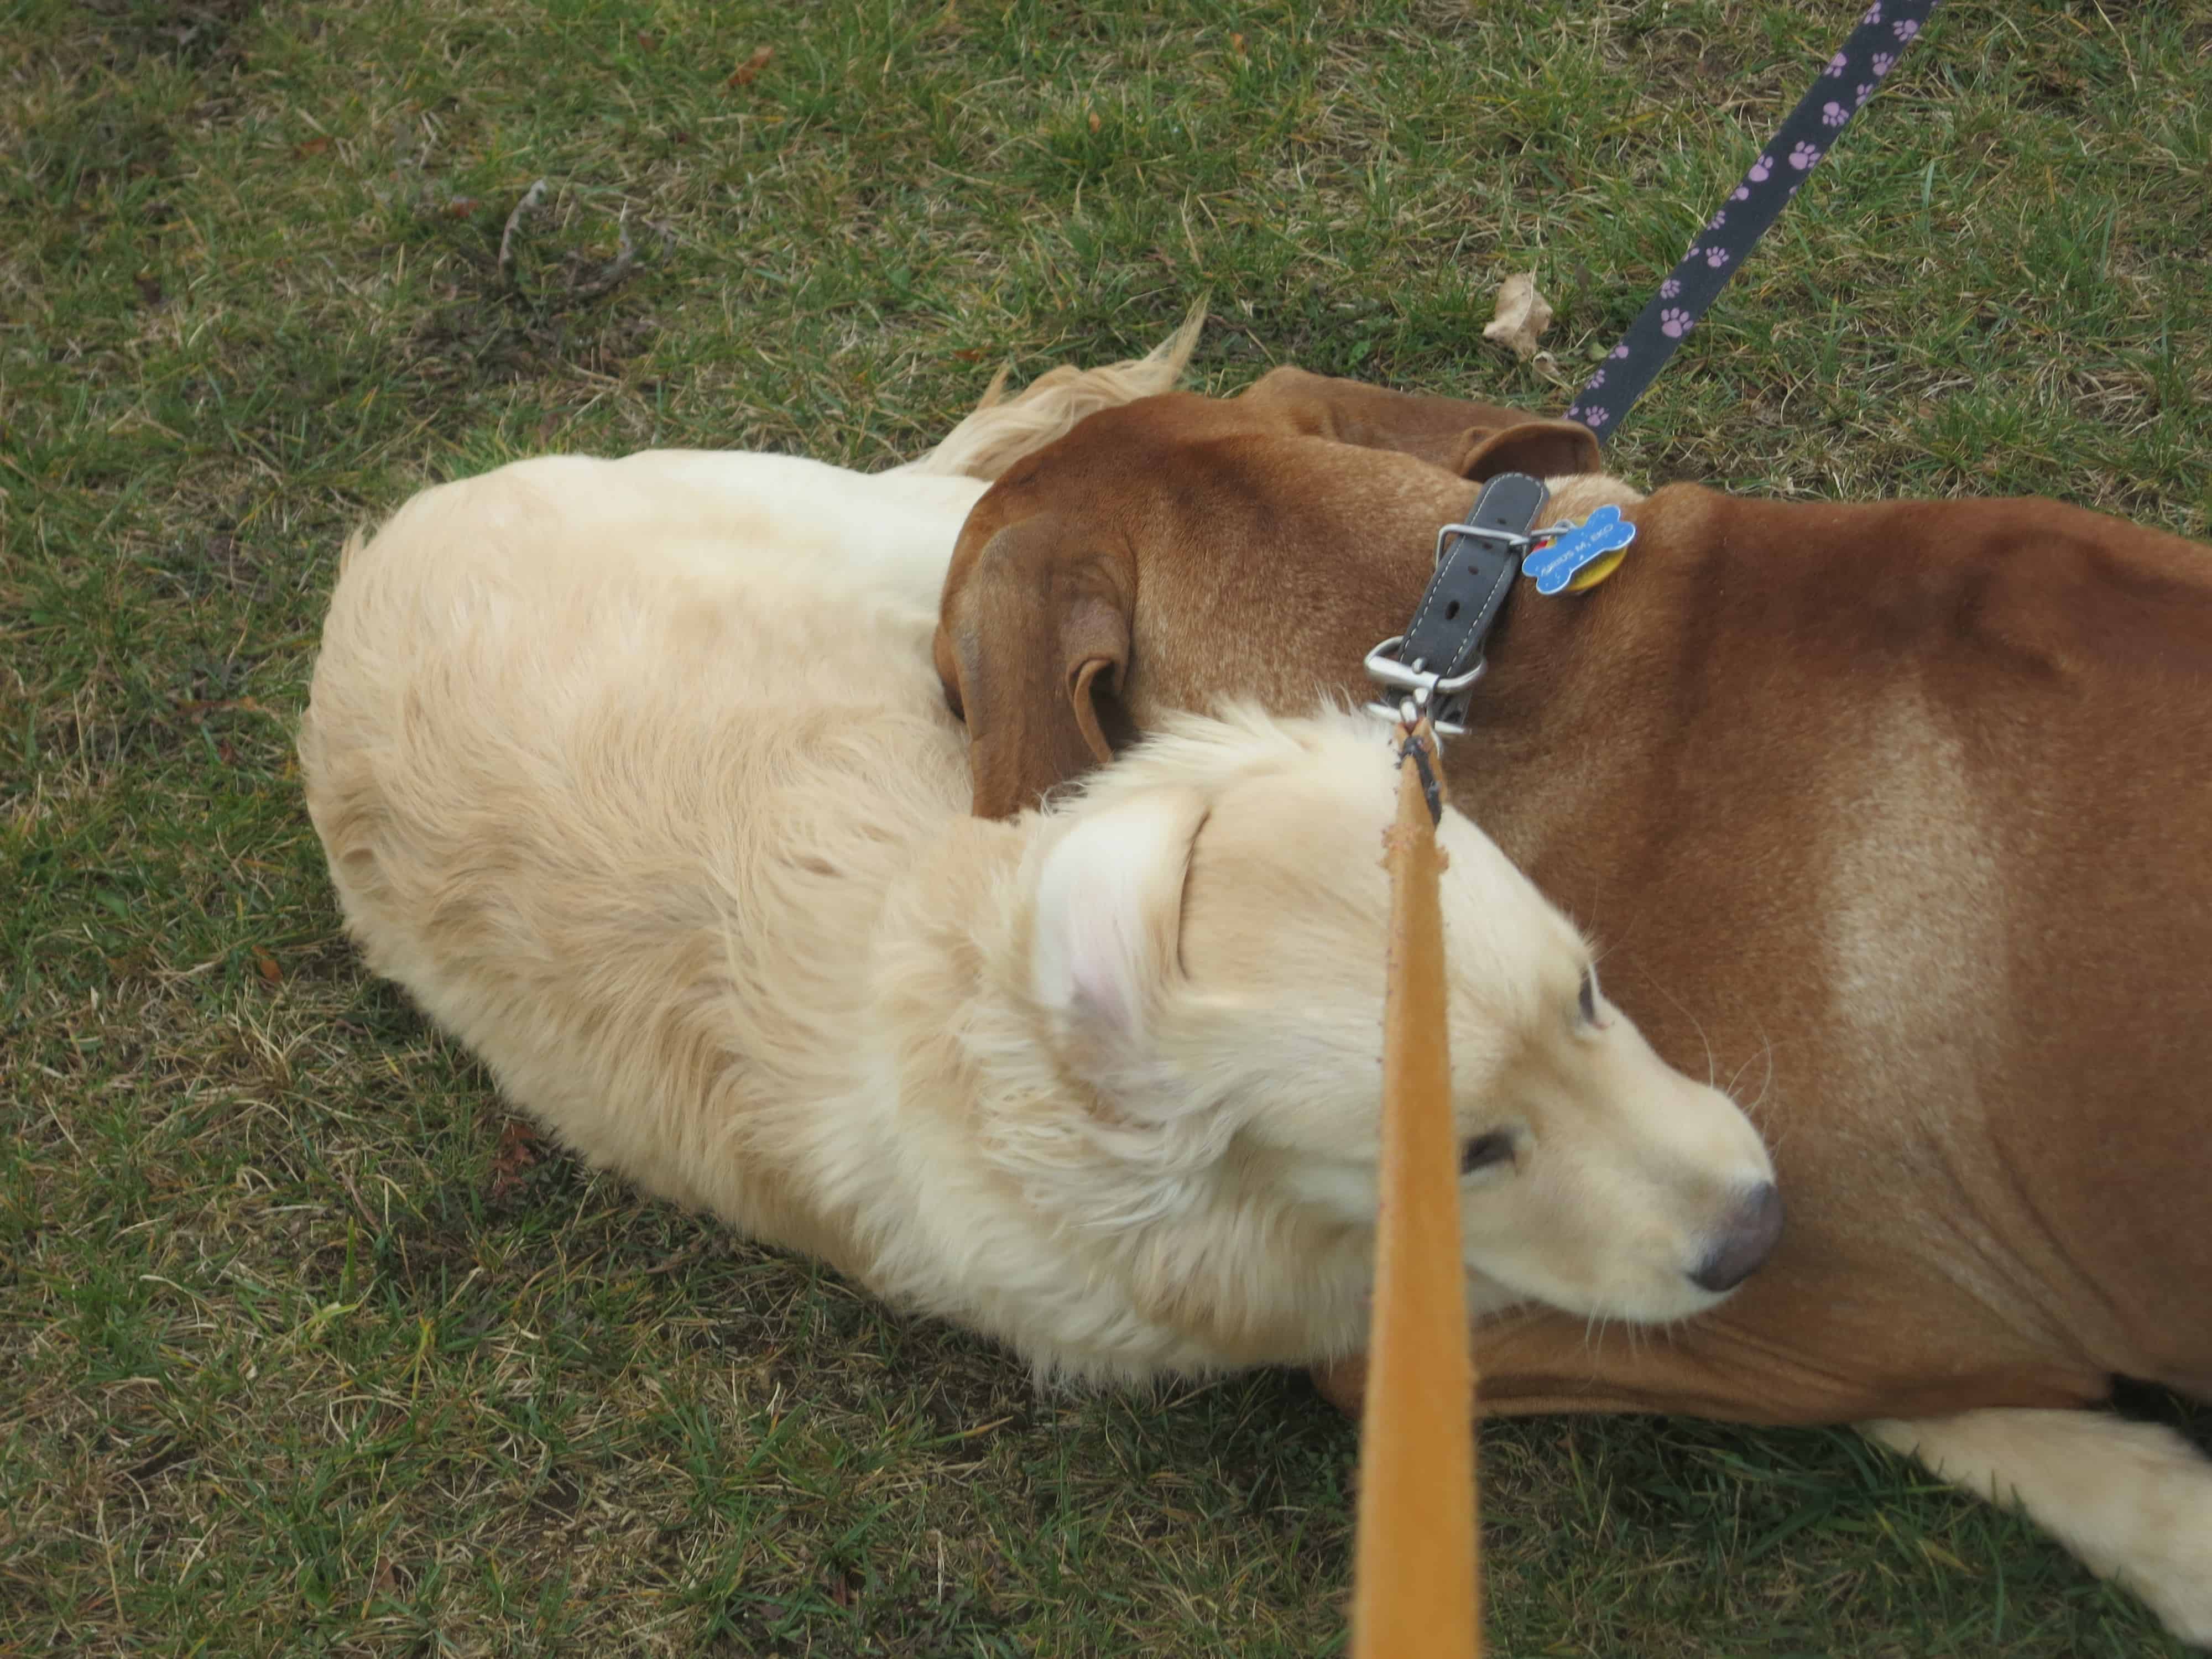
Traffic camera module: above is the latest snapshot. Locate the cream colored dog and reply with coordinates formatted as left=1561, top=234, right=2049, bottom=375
left=297, top=376, right=1778, bottom=1384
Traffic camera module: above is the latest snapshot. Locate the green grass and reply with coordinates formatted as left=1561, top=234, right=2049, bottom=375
left=4, top=0, right=2209, bottom=1652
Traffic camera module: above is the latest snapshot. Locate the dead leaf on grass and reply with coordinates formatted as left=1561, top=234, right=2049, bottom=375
left=1481, top=271, right=1553, bottom=362
left=727, top=45, right=773, bottom=88
left=488, top=1117, right=545, bottom=1201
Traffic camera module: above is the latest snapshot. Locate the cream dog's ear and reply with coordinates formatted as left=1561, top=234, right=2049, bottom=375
left=1030, top=786, right=1210, bottom=1075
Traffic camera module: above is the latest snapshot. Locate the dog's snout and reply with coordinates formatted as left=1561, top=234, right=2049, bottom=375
left=1689, top=1181, right=1784, bottom=1295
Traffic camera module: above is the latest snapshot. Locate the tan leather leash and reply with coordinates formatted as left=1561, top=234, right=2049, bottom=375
left=1353, top=467, right=1537, bottom=1658
left=1345, top=15, right=1949, bottom=1650
left=1350, top=718, right=1480, bottom=1659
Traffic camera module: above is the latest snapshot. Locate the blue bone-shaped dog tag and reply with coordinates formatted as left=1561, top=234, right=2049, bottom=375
left=1522, top=504, right=1637, bottom=596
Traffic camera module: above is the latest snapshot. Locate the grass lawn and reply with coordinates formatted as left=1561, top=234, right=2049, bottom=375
left=5, top=1, right=2209, bottom=1653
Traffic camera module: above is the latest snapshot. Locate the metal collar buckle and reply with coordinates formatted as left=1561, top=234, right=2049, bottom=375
left=1432, top=520, right=1532, bottom=564
left=1363, top=637, right=1483, bottom=736
left=1363, top=470, right=1550, bottom=740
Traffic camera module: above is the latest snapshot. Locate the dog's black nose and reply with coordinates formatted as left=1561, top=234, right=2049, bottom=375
left=1689, top=1182, right=1784, bottom=1294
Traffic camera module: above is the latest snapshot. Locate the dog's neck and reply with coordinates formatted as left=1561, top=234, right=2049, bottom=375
left=1426, top=471, right=1667, bottom=873
left=1431, top=471, right=1647, bottom=728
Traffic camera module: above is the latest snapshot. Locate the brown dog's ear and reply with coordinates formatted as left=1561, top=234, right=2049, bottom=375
left=1237, top=364, right=1531, bottom=470
left=1454, top=419, right=1604, bottom=484
left=936, top=514, right=1134, bottom=820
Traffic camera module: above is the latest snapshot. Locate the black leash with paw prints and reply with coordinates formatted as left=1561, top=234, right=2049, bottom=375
left=1563, top=0, right=1942, bottom=439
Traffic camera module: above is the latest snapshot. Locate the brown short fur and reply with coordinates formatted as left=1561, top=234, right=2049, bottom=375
left=933, top=363, right=2212, bottom=1638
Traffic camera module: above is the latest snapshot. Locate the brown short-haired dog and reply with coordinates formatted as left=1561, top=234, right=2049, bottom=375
left=934, top=359, right=2212, bottom=1642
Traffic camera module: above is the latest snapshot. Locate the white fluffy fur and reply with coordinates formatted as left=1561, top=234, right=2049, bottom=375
left=299, top=362, right=1775, bottom=1384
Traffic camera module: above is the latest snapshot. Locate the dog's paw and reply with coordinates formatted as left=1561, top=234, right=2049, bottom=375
left=2020, top=1417, right=2212, bottom=1647
left=1864, top=1408, right=2212, bottom=1647
left=2120, top=1489, right=2212, bottom=1647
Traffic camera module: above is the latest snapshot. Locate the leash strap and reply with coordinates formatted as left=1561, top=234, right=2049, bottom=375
left=1402, top=724, right=1445, bottom=828
left=1563, top=0, right=1942, bottom=436
left=1350, top=16, right=1946, bottom=1657
left=1364, top=472, right=1549, bottom=734
left=1353, top=718, right=1481, bottom=1659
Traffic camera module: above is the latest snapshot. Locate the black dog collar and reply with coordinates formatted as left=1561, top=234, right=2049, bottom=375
left=1365, top=472, right=1548, bottom=734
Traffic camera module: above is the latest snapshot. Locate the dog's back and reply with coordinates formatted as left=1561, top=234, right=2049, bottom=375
left=301, top=451, right=978, bottom=1248
left=1579, top=486, right=2212, bottom=1402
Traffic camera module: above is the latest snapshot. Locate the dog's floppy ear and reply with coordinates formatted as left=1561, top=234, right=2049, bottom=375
left=936, top=514, right=1135, bottom=821
left=1237, top=365, right=1531, bottom=469
left=1455, top=419, right=1604, bottom=484
left=1030, top=785, right=1210, bottom=1072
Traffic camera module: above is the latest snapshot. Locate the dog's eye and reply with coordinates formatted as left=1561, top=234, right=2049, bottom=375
left=1578, top=966, right=1600, bottom=1026
left=1459, top=1131, right=1515, bottom=1176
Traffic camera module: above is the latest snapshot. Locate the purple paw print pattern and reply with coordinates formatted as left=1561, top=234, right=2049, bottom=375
left=1569, top=0, right=1935, bottom=441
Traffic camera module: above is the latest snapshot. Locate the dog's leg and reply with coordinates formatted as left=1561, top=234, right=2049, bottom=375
left=1862, top=1408, right=2212, bottom=1645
